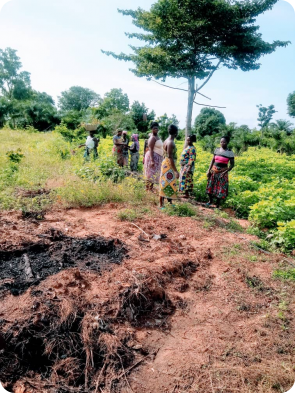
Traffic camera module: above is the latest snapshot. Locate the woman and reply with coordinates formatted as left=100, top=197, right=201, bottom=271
left=129, top=133, right=140, bottom=172
left=179, top=134, right=197, bottom=198
left=122, top=131, right=129, bottom=167
left=112, top=129, right=124, bottom=166
left=143, top=133, right=151, bottom=164
left=206, top=136, right=235, bottom=208
left=159, top=124, right=179, bottom=208
left=144, top=122, right=163, bottom=191
left=78, top=130, right=99, bottom=161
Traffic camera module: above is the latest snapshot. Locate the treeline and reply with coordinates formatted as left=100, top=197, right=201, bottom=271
left=1, top=47, right=295, bottom=154
left=194, top=104, right=295, bottom=155
left=0, top=47, right=179, bottom=140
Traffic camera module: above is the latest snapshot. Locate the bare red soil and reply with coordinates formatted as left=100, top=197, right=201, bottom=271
left=0, top=205, right=294, bottom=393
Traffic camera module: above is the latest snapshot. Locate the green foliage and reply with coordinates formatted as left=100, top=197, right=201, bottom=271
left=96, top=88, right=129, bottom=118
left=117, top=208, right=140, bottom=221
left=273, top=268, right=295, bottom=281
left=53, top=122, right=85, bottom=143
left=287, top=91, right=295, bottom=118
left=130, top=101, right=155, bottom=133
left=194, top=108, right=226, bottom=138
left=257, top=104, right=277, bottom=130
left=0, top=47, right=31, bottom=100
left=58, top=86, right=101, bottom=112
left=156, top=113, right=179, bottom=140
left=98, top=111, right=135, bottom=136
left=102, top=0, right=289, bottom=132
left=271, top=220, right=295, bottom=252
left=165, top=202, right=197, bottom=217
left=249, top=198, right=295, bottom=228
left=6, top=148, right=24, bottom=164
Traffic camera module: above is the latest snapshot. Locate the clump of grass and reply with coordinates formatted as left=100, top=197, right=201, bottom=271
left=165, top=202, right=197, bottom=217
left=273, top=269, right=295, bottom=281
left=117, top=208, right=140, bottom=222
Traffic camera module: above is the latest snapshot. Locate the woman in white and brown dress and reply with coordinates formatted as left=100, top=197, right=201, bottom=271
left=144, top=122, right=163, bottom=191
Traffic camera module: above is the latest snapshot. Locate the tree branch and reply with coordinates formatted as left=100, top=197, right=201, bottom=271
left=151, top=80, right=211, bottom=100
left=195, top=60, right=222, bottom=94
left=194, top=100, right=226, bottom=109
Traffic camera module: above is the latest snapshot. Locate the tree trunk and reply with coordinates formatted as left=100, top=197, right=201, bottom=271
left=185, top=76, right=195, bottom=140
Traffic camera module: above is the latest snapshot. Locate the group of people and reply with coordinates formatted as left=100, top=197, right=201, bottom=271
left=82, top=122, right=235, bottom=209
left=113, top=122, right=235, bottom=208
left=112, top=129, right=140, bottom=171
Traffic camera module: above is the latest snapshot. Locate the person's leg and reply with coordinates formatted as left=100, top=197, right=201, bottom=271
left=93, top=148, right=98, bottom=160
left=216, top=198, right=222, bottom=208
left=208, top=194, right=213, bottom=204
left=160, top=196, right=164, bottom=208
left=167, top=198, right=172, bottom=204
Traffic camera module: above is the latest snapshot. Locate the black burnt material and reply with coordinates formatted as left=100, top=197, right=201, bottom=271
left=0, top=233, right=127, bottom=296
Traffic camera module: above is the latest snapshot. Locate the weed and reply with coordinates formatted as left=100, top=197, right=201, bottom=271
left=117, top=209, right=140, bottom=222
left=222, top=244, right=242, bottom=257
left=165, top=202, right=197, bottom=217
left=245, top=275, right=265, bottom=291
left=6, top=148, right=24, bottom=164
left=273, top=269, right=295, bottom=281
left=226, top=218, right=243, bottom=232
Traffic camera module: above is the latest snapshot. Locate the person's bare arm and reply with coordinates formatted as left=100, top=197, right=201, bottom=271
left=148, top=136, right=156, bottom=166
left=207, top=156, right=215, bottom=178
left=221, top=157, right=235, bottom=177
left=78, top=143, right=86, bottom=148
left=167, top=141, right=179, bottom=178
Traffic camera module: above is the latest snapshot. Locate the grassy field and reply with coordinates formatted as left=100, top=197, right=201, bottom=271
left=0, top=127, right=294, bottom=251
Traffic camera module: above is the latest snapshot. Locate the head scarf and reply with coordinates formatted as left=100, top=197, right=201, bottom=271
left=132, top=134, right=139, bottom=151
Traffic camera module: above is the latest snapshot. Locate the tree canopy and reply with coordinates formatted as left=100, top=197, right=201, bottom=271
left=257, top=104, right=277, bottom=130
left=102, top=0, right=290, bottom=137
left=130, top=101, right=155, bottom=133
left=58, top=86, right=101, bottom=112
left=0, top=47, right=31, bottom=100
left=194, top=108, right=226, bottom=137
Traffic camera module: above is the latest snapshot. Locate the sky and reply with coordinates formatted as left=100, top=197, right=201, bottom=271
left=0, top=0, right=294, bottom=129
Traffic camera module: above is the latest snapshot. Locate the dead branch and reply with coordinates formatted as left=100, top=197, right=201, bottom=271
left=130, top=223, right=150, bottom=240
left=193, top=100, right=226, bottom=109
left=152, top=79, right=211, bottom=100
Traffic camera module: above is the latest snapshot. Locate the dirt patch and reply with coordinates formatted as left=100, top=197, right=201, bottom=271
left=0, top=206, right=294, bottom=393
left=0, top=230, right=126, bottom=296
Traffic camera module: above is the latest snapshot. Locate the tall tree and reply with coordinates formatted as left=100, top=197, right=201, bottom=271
left=257, top=104, right=277, bottom=131
left=58, top=86, right=101, bottom=112
left=287, top=91, right=295, bottom=118
left=0, top=47, right=31, bottom=100
left=102, top=0, right=289, bottom=138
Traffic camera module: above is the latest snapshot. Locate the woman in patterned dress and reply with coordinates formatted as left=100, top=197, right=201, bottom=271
left=179, top=134, right=197, bottom=198
left=206, top=136, right=235, bottom=208
left=159, top=124, right=179, bottom=208
left=144, top=123, right=163, bottom=191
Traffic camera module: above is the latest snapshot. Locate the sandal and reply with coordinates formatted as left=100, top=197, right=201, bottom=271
left=205, top=202, right=211, bottom=208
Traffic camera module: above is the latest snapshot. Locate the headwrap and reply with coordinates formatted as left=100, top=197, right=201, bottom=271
left=122, top=130, right=127, bottom=135
left=132, top=134, right=139, bottom=151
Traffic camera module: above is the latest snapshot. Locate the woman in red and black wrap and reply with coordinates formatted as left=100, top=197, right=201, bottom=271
left=206, top=136, right=235, bottom=208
